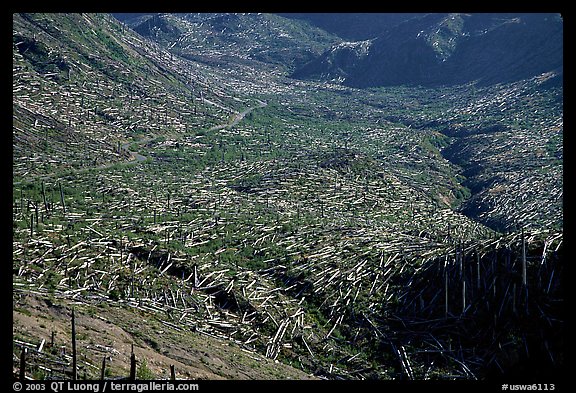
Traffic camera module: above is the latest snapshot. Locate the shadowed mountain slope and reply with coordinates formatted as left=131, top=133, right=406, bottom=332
left=292, top=13, right=563, bottom=88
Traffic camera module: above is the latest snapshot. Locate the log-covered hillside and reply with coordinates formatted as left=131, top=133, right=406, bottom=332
left=13, top=13, right=563, bottom=381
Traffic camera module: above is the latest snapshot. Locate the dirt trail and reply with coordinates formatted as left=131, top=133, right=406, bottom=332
left=13, top=100, right=267, bottom=186
left=122, top=99, right=267, bottom=163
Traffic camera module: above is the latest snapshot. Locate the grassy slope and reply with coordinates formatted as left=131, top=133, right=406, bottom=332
left=13, top=292, right=315, bottom=380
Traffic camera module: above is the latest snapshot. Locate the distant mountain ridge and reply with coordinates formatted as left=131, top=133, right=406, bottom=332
left=277, top=13, right=426, bottom=40
left=290, top=13, right=563, bottom=88
left=114, top=13, right=340, bottom=72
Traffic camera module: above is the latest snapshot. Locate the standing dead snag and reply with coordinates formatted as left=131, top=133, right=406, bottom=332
left=71, top=308, right=77, bottom=380
left=521, top=228, right=527, bottom=287
left=129, top=345, right=136, bottom=381
left=59, top=182, right=66, bottom=213
left=476, top=252, right=481, bottom=290
left=35, top=203, right=39, bottom=229
left=462, top=280, right=466, bottom=314
left=19, top=347, right=26, bottom=380
left=41, top=182, right=48, bottom=212
left=100, top=356, right=107, bottom=380
left=128, top=253, right=135, bottom=298
left=444, top=256, right=449, bottom=319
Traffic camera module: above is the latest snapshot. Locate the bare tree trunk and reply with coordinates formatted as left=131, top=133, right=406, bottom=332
left=462, top=280, right=466, bottom=314
left=41, top=182, right=48, bottom=212
left=59, top=182, right=66, bottom=213
left=100, top=356, right=107, bottom=380
left=193, top=264, right=199, bottom=288
left=521, top=228, right=527, bottom=287
left=19, top=347, right=26, bottom=380
left=129, top=345, right=136, bottom=381
left=476, top=252, right=481, bottom=290
left=130, top=254, right=135, bottom=298
left=35, top=203, right=39, bottom=230
left=72, top=308, right=77, bottom=380
left=444, top=262, right=449, bottom=319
